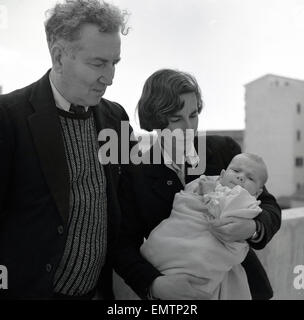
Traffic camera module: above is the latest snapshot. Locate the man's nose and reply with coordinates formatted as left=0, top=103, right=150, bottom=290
left=98, top=65, right=115, bottom=86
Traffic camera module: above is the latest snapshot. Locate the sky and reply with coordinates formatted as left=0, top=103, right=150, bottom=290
left=1, top=0, right=304, bottom=131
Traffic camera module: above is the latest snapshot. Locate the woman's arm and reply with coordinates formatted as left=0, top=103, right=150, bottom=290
left=249, top=187, right=281, bottom=249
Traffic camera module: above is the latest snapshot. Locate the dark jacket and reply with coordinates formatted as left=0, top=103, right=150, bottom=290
left=0, top=71, right=131, bottom=299
left=114, top=135, right=281, bottom=300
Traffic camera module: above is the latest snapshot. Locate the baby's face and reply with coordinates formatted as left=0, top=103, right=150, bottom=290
left=220, top=155, right=264, bottom=197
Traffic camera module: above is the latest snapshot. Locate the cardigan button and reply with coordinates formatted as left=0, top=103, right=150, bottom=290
left=57, top=225, right=64, bottom=235
left=167, top=180, right=173, bottom=186
left=46, top=264, right=52, bottom=273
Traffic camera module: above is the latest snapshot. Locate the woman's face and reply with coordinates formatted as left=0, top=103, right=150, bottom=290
left=166, top=92, right=199, bottom=134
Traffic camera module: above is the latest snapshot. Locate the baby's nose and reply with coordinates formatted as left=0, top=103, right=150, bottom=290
left=236, top=175, right=244, bottom=182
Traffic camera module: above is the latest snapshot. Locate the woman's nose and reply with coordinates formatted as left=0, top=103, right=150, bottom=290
left=182, top=118, right=194, bottom=131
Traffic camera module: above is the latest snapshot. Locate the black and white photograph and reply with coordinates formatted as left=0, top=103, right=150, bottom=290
left=0, top=0, right=304, bottom=308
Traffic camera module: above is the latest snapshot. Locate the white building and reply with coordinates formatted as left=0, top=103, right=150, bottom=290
left=244, top=74, right=304, bottom=202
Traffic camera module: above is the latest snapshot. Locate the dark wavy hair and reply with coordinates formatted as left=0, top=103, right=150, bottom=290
left=45, top=0, right=129, bottom=49
left=137, top=69, right=203, bottom=131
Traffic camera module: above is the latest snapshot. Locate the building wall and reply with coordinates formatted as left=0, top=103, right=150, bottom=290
left=293, top=100, right=304, bottom=195
left=244, top=76, right=302, bottom=197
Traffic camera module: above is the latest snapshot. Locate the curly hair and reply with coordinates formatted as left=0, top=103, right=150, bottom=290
left=137, top=69, right=203, bottom=131
left=45, top=0, right=129, bottom=48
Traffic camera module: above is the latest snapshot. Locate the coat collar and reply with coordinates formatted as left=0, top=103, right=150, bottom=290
left=138, top=134, right=217, bottom=203
left=141, top=135, right=213, bottom=178
left=28, top=70, right=70, bottom=224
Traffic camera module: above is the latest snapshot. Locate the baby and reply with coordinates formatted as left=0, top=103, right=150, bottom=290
left=192, top=152, right=267, bottom=198
left=186, top=153, right=268, bottom=220
left=140, top=153, right=268, bottom=300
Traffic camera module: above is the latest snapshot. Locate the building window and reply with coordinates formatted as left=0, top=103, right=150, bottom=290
left=297, top=103, right=301, bottom=114
left=297, top=130, right=301, bottom=141
left=297, top=183, right=301, bottom=191
left=295, top=157, right=303, bottom=167
left=285, top=81, right=289, bottom=86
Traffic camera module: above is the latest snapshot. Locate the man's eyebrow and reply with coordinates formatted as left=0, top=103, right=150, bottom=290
left=87, top=57, right=121, bottom=63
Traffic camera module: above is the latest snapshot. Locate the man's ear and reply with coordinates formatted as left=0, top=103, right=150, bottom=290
left=50, top=42, right=66, bottom=73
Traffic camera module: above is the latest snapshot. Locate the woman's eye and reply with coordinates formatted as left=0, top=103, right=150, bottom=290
left=169, top=118, right=180, bottom=123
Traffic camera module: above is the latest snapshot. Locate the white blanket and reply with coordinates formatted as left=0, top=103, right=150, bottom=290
left=140, top=181, right=262, bottom=300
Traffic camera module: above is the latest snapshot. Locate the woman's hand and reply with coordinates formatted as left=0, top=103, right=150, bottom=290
left=150, top=274, right=211, bottom=300
left=208, top=217, right=256, bottom=242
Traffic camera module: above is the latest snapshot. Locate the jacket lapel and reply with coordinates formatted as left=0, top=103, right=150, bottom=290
left=143, top=135, right=216, bottom=196
left=141, top=143, right=183, bottom=202
left=28, top=70, right=70, bottom=225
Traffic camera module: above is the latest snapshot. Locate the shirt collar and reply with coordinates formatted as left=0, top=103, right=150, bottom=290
left=49, top=73, right=89, bottom=112
left=156, top=134, right=200, bottom=183
left=156, top=134, right=200, bottom=169
left=185, top=143, right=200, bottom=168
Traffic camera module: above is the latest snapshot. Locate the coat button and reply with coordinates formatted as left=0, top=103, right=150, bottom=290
left=167, top=180, right=173, bottom=186
left=46, top=264, right=52, bottom=273
left=57, top=225, right=64, bottom=235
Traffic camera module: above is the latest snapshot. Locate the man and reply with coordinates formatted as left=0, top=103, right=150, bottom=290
left=0, top=0, right=131, bottom=299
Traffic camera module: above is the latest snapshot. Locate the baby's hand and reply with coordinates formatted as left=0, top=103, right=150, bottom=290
left=197, top=177, right=217, bottom=195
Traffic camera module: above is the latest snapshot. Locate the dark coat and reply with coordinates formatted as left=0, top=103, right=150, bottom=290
left=0, top=70, right=131, bottom=299
left=114, top=135, right=281, bottom=300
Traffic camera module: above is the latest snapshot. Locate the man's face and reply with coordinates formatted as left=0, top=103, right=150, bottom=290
left=60, top=24, right=121, bottom=106
left=220, top=154, right=263, bottom=197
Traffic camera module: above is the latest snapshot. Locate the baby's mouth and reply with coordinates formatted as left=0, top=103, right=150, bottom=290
left=229, top=181, right=239, bottom=188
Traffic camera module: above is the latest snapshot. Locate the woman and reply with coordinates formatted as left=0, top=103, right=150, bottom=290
left=114, top=69, right=281, bottom=300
